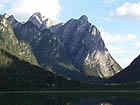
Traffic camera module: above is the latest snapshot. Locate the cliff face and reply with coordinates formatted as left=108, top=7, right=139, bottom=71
left=7, top=13, right=122, bottom=79
left=50, top=15, right=121, bottom=78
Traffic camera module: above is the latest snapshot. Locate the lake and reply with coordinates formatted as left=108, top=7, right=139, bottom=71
left=0, top=91, right=140, bottom=105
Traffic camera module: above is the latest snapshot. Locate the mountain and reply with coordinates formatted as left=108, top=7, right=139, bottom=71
left=7, top=14, right=86, bottom=81
left=0, top=14, right=94, bottom=91
left=109, top=55, right=140, bottom=83
left=1, top=13, right=140, bottom=91
left=49, top=15, right=122, bottom=78
left=7, top=12, right=122, bottom=80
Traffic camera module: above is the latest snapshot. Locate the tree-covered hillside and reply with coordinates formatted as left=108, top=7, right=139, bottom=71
left=0, top=47, right=95, bottom=91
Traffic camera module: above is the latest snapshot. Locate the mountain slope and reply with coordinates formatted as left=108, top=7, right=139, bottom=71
left=0, top=48, right=94, bottom=91
left=33, top=29, right=81, bottom=76
left=0, top=15, right=37, bottom=65
left=50, top=15, right=122, bottom=78
left=109, top=55, right=140, bottom=83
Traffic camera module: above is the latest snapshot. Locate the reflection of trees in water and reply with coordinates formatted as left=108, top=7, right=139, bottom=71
left=0, top=93, right=140, bottom=105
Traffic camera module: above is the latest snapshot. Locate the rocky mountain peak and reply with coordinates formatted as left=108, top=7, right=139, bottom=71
left=8, top=15, right=22, bottom=30
left=28, top=12, right=53, bottom=30
left=33, top=12, right=42, bottom=17
left=44, top=18, right=53, bottom=27
left=8, top=15, right=16, bottom=24
left=28, top=12, right=43, bottom=28
left=79, top=15, right=88, bottom=23
left=41, top=18, right=53, bottom=30
left=3, top=13, right=9, bottom=18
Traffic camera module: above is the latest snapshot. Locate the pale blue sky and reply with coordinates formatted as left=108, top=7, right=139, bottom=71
left=0, top=0, right=140, bottom=67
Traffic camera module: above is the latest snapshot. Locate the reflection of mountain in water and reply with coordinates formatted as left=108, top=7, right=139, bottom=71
left=0, top=92, right=140, bottom=105
left=100, top=103, right=112, bottom=105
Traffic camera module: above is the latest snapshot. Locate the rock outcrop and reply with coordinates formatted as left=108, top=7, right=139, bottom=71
left=28, top=12, right=53, bottom=29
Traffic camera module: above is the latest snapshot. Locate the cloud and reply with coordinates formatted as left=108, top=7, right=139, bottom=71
left=102, top=17, right=111, bottom=22
left=99, top=27, right=139, bottom=68
left=0, top=0, right=9, bottom=3
left=100, top=28, right=136, bottom=43
left=111, top=2, right=140, bottom=21
left=102, top=0, right=116, bottom=4
left=96, top=16, right=111, bottom=22
left=0, top=4, right=4, bottom=11
left=6, top=0, right=61, bottom=22
left=107, top=45, right=128, bottom=54
left=117, top=56, right=136, bottom=68
left=133, top=41, right=140, bottom=47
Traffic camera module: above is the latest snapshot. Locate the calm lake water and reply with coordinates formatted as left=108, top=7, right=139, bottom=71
left=0, top=92, right=140, bottom=105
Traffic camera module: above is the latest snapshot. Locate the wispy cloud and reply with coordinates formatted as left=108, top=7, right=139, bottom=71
left=107, top=45, right=128, bottom=54
left=117, top=56, right=137, bottom=68
left=0, top=4, right=4, bottom=11
left=0, top=0, right=9, bottom=3
left=99, top=28, right=136, bottom=43
left=102, top=0, right=117, bottom=4
left=96, top=16, right=111, bottom=22
left=110, top=2, right=140, bottom=21
left=6, top=0, right=61, bottom=22
left=102, top=17, right=111, bottom=22
left=133, top=41, right=140, bottom=47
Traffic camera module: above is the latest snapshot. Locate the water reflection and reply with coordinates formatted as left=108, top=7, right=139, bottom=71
left=0, top=92, right=140, bottom=105
left=100, top=103, right=112, bottom=105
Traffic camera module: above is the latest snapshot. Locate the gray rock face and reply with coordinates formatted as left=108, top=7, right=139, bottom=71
left=8, top=15, right=22, bottom=30
left=8, top=15, right=41, bottom=47
left=41, top=18, right=53, bottom=30
left=3, top=13, right=9, bottom=18
left=50, top=23, right=64, bottom=33
left=79, top=15, right=88, bottom=23
left=28, top=12, right=43, bottom=28
left=28, top=12, right=53, bottom=29
left=51, top=15, right=121, bottom=78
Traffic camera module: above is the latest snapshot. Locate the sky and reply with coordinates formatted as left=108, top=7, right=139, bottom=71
left=0, top=0, right=140, bottom=68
